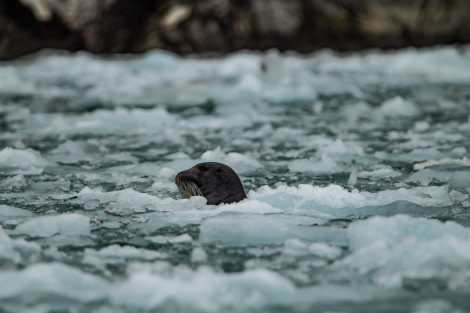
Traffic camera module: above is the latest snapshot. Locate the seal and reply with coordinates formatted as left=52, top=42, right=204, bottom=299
left=174, top=162, right=247, bottom=205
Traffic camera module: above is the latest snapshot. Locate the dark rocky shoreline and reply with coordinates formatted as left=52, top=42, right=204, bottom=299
left=1, top=0, right=470, bottom=60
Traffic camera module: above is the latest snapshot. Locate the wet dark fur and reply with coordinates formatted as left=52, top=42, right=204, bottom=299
left=174, top=162, right=247, bottom=205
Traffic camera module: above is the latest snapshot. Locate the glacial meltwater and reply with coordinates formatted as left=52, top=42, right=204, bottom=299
left=1, top=47, right=470, bottom=313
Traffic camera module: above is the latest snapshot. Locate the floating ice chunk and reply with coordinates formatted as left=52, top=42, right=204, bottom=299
left=83, top=244, right=167, bottom=270
left=217, top=51, right=260, bottom=77
left=25, top=108, right=176, bottom=135
left=147, top=234, right=193, bottom=244
left=200, top=147, right=227, bottom=160
left=199, top=214, right=344, bottom=246
left=339, top=102, right=371, bottom=121
left=11, top=238, right=41, bottom=263
left=95, top=245, right=166, bottom=259
left=0, top=174, right=26, bottom=189
left=48, top=140, right=105, bottom=164
left=413, top=121, right=430, bottom=132
left=77, top=187, right=165, bottom=213
left=0, top=147, right=48, bottom=175
left=288, top=155, right=342, bottom=174
left=157, top=167, right=177, bottom=179
left=130, top=197, right=282, bottom=234
left=0, top=205, right=35, bottom=217
left=200, top=147, right=262, bottom=173
left=287, top=140, right=365, bottom=174
left=314, top=46, right=470, bottom=82
left=220, top=198, right=279, bottom=213
left=404, top=148, right=445, bottom=162
left=406, top=169, right=453, bottom=186
left=377, top=96, right=419, bottom=117
left=282, top=239, right=341, bottom=260
left=411, top=299, right=460, bottom=313
left=135, top=49, right=181, bottom=69
left=210, top=73, right=262, bottom=104
left=336, top=215, right=470, bottom=288
left=15, top=213, right=90, bottom=237
left=0, top=226, right=41, bottom=264
left=110, top=263, right=400, bottom=310
left=253, top=184, right=453, bottom=215
left=184, top=112, right=256, bottom=130
left=358, top=166, right=402, bottom=178
left=0, top=226, right=21, bottom=263
left=262, top=80, right=318, bottom=104
left=282, top=239, right=310, bottom=256
left=308, top=242, right=343, bottom=260
left=451, top=146, right=467, bottom=156
left=347, top=215, right=470, bottom=250
left=52, top=140, right=99, bottom=155
left=0, top=263, right=109, bottom=302
left=130, top=198, right=280, bottom=235
left=111, top=266, right=296, bottom=311
left=448, top=172, right=470, bottom=193
left=413, top=157, right=470, bottom=170
left=29, top=179, right=71, bottom=193
left=191, top=246, right=208, bottom=263
left=320, top=139, right=364, bottom=155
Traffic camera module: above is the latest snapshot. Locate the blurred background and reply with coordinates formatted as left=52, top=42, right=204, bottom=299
left=1, top=0, right=470, bottom=60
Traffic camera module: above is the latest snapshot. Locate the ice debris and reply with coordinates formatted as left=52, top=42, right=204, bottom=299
left=0, top=147, right=48, bottom=175
left=15, top=213, right=90, bottom=237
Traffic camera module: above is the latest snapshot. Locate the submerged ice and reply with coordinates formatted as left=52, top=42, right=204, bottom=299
left=1, top=46, right=470, bottom=312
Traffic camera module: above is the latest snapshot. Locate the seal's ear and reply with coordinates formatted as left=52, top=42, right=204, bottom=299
left=174, top=162, right=247, bottom=205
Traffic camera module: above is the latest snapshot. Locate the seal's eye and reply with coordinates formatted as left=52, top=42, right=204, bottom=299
left=198, top=165, right=208, bottom=171
left=216, top=168, right=222, bottom=173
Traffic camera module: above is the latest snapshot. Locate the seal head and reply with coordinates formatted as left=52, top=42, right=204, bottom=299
left=174, top=162, right=247, bottom=205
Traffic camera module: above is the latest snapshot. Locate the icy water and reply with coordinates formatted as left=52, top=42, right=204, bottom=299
left=1, top=47, right=470, bottom=313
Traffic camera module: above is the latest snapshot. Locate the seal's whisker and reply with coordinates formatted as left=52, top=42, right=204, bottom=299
left=175, top=176, right=203, bottom=199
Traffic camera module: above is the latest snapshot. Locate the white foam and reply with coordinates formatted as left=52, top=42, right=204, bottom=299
left=15, top=213, right=90, bottom=237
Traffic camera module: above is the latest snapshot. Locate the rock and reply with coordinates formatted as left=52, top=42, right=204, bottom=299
left=1, top=0, right=470, bottom=60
